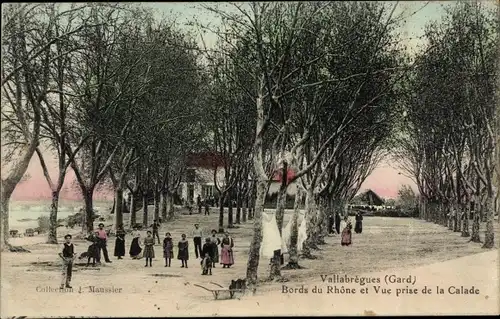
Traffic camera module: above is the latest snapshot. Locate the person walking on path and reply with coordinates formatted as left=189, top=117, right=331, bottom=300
left=114, top=225, right=126, bottom=259
left=220, top=232, right=234, bottom=268
left=150, top=220, right=161, bottom=244
left=354, top=212, right=363, bottom=234
left=143, top=231, right=155, bottom=267
left=96, top=223, right=112, bottom=263
left=192, top=223, right=203, bottom=259
left=178, top=234, right=189, bottom=268
left=163, top=232, right=174, bottom=267
left=204, top=200, right=210, bottom=215
left=59, top=234, right=76, bottom=289
left=197, top=195, right=202, bottom=214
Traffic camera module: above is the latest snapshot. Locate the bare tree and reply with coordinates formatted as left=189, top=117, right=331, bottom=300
left=1, top=4, right=83, bottom=249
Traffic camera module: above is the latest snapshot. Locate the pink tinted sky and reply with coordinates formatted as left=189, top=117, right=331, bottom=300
left=11, top=153, right=416, bottom=201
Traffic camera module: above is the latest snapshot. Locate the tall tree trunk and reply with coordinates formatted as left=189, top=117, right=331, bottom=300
left=314, top=196, right=329, bottom=245
left=114, top=187, right=124, bottom=229
left=440, top=202, right=446, bottom=227
left=301, top=187, right=318, bottom=259
left=453, top=204, right=460, bottom=232
left=160, top=191, right=168, bottom=221
left=424, top=197, right=431, bottom=222
left=218, top=192, right=225, bottom=232
left=419, top=196, right=424, bottom=220
left=47, top=191, right=60, bottom=244
left=153, top=188, right=160, bottom=222
left=242, top=195, right=248, bottom=223
left=269, top=184, right=287, bottom=281
left=167, top=192, right=175, bottom=220
left=235, top=191, right=241, bottom=224
left=130, top=192, right=137, bottom=227
left=275, top=185, right=287, bottom=233
left=246, top=92, right=267, bottom=292
left=461, top=202, right=470, bottom=237
left=482, top=193, right=495, bottom=248
left=284, top=186, right=304, bottom=269
left=1, top=187, right=12, bottom=249
left=428, top=200, right=437, bottom=223
left=83, top=188, right=94, bottom=232
left=470, top=199, right=481, bottom=242
left=447, top=203, right=454, bottom=231
left=142, top=191, right=149, bottom=227
left=228, top=193, right=234, bottom=228
left=246, top=179, right=266, bottom=290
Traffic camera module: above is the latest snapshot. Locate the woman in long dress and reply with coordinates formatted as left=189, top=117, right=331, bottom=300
left=354, top=212, right=363, bottom=234
left=220, top=232, right=234, bottom=268
left=85, top=231, right=100, bottom=266
left=177, top=234, right=189, bottom=268
left=340, top=216, right=347, bottom=234
left=143, top=231, right=155, bottom=267
left=129, top=228, right=142, bottom=259
left=341, top=220, right=353, bottom=246
left=163, top=232, right=173, bottom=267
left=209, top=229, right=220, bottom=267
left=114, top=225, right=126, bottom=259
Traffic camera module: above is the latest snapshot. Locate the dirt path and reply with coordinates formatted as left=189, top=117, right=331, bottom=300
left=2, top=212, right=498, bottom=316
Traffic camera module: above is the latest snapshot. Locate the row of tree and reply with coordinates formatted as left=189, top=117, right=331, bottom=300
left=394, top=1, right=498, bottom=249
left=200, top=1, right=415, bottom=285
left=1, top=3, right=207, bottom=244
left=1, top=2, right=497, bottom=291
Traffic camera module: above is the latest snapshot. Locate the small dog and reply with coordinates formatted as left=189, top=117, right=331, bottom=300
left=229, top=279, right=246, bottom=290
left=200, top=253, right=212, bottom=275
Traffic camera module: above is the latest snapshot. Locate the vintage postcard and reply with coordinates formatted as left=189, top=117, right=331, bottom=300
left=1, top=1, right=499, bottom=317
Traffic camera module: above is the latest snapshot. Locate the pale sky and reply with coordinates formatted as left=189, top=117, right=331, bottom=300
left=11, top=1, right=487, bottom=201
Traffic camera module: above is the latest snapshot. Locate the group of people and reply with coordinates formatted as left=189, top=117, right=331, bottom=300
left=328, top=211, right=364, bottom=246
left=83, top=223, right=113, bottom=266
left=107, top=221, right=236, bottom=273
left=58, top=221, right=238, bottom=288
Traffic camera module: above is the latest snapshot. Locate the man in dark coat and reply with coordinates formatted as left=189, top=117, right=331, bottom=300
left=334, top=212, right=341, bottom=234
left=328, top=214, right=335, bottom=234
left=355, top=212, right=363, bottom=234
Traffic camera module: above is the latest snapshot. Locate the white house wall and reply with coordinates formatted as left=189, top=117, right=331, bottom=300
left=180, top=166, right=301, bottom=202
left=267, top=181, right=298, bottom=196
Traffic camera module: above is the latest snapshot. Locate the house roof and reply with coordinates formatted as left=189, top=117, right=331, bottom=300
left=186, top=152, right=226, bottom=169
left=272, top=168, right=296, bottom=183
left=355, top=189, right=384, bottom=206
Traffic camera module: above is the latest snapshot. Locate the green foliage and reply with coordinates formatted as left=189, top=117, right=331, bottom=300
left=37, top=216, right=50, bottom=233
left=397, top=185, right=417, bottom=211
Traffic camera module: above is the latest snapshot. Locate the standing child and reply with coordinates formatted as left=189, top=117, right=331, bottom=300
left=177, top=234, right=189, bottom=268
left=200, top=252, right=212, bottom=275
left=163, top=232, right=174, bottom=267
left=150, top=220, right=161, bottom=244
left=59, top=234, right=76, bottom=289
left=143, top=231, right=155, bottom=267
left=201, top=238, right=213, bottom=275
